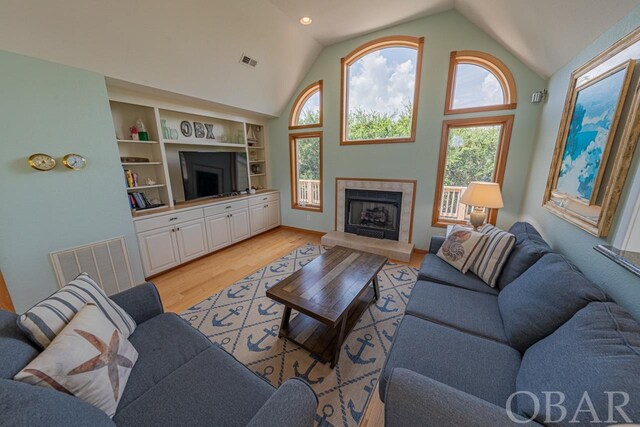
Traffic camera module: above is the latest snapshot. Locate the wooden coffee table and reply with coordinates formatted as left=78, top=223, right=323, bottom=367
left=266, top=245, right=387, bottom=368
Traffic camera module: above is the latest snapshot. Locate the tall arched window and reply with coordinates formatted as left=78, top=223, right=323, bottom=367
left=340, top=36, right=424, bottom=145
left=444, top=51, right=517, bottom=114
left=289, top=80, right=322, bottom=129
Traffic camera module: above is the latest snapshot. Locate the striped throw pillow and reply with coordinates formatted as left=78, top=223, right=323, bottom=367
left=470, top=224, right=516, bottom=288
left=17, top=273, right=136, bottom=349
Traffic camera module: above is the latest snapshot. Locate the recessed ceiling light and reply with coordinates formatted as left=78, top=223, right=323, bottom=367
left=299, top=16, right=313, bottom=25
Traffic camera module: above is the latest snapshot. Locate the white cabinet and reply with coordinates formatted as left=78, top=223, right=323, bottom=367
left=138, top=217, right=209, bottom=277
left=230, top=209, right=251, bottom=242
left=175, top=218, right=209, bottom=262
left=266, top=202, right=280, bottom=230
left=206, top=212, right=233, bottom=252
left=250, top=204, right=266, bottom=235
left=135, top=192, right=280, bottom=277
left=249, top=196, right=280, bottom=235
left=206, top=208, right=251, bottom=251
left=138, top=226, right=180, bottom=276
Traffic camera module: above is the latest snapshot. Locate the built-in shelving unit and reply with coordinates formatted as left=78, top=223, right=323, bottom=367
left=246, top=123, right=267, bottom=190
left=108, top=96, right=270, bottom=217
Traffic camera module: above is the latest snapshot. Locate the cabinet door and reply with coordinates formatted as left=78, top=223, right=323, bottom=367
left=265, top=202, right=280, bottom=230
left=249, top=204, right=266, bottom=235
left=206, top=213, right=232, bottom=252
left=176, top=218, right=209, bottom=262
left=229, top=208, right=251, bottom=242
left=138, top=226, right=180, bottom=277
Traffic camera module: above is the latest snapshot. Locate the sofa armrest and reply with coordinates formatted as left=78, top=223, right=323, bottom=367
left=109, top=282, right=164, bottom=325
left=247, top=378, right=318, bottom=427
left=385, top=368, right=541, bottom=427
left=429, top=236, right=446, bottom=254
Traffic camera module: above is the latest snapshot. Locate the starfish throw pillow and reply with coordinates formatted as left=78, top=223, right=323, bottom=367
left=14, top=303, right=138, bottom=417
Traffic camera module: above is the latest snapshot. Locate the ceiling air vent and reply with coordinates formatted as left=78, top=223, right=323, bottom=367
left=239, top=53, right=258, bottom=68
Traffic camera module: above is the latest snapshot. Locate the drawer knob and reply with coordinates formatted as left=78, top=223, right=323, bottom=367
left=169, top=217, right=178, bottom=221
left=225, top=206, right=231, bottom=209
left=262, top=197, right=268, bottom=200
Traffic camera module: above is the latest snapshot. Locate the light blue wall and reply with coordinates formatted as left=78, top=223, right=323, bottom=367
left=268, top=10, right=545, bottom=250
left=520, top=7, right=640, bottom=320
left=0, top=50, right=145, bottom=312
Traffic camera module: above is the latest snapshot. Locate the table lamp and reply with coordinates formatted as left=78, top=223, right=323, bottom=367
left=460, top=182, right=504, bottom=230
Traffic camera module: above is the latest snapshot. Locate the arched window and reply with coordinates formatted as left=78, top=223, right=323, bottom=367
left=289, top=80, right=322, bottom=129
left=340, top=36, right=424, bottom=145
left=445, top=51, right=517, bottom=114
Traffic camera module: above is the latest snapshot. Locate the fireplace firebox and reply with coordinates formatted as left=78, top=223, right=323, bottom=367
left=344, top=189, right=402, bottom=240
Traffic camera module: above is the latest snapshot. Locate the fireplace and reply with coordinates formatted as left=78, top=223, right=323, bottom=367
left=344, top=189, right=402, bottom=241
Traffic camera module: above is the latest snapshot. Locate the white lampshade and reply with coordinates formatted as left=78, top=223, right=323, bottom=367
left=460, top=182, right=504, bottom=209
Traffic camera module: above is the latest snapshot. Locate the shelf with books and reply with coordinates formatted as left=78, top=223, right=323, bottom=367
left=126, top=184, right=166, bottom=191
left=121, top=162, right=163, bottom=166
left=109, top=92, right=270, bottom=216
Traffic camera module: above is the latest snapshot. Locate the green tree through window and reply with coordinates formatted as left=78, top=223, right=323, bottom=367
left=444, top=125, right=500, bottom=186
left=296, top=137, right=320, bottom=181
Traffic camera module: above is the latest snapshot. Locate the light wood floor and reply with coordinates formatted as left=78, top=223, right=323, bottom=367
left=152, top=226, right=425, bottom=427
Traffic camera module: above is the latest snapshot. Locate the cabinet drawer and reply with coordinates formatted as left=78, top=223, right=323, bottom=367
left=203, top=200, right=249, bottom=217
left=249, top=193, right=279, bottom=206
left=135, top=209, right=204, bottom=233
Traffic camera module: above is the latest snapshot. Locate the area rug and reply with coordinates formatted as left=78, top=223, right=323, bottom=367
left=180, top=244, right=418, bottom=427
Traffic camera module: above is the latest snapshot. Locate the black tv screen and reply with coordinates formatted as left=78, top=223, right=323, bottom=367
left=179, top=151, right=249, bottom=201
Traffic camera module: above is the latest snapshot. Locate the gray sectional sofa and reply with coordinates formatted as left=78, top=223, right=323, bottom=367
left=381, top=222, right=640, bottom=426
left=0, top=283, right=317, bottom=426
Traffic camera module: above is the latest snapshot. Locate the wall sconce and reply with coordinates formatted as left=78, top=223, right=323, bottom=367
left=531, top=89, right=548, bottom=103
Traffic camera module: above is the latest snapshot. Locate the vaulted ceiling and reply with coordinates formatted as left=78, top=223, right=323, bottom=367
left=270, top=0, right=640, bottom=78
left=0, top=0, right=638, bottom=116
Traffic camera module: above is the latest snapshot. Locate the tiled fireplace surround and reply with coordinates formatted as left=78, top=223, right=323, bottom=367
left=322, top=178, right=416, bottom=261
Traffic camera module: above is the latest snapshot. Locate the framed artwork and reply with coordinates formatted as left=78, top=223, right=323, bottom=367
left=544, top=27, right=640, bottom=237
left=554, top=60, right=633, bottom=204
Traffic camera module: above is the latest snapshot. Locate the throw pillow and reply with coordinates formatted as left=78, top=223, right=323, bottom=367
left=14, top=303, right=139, bottom=417
left=498, top=253, right=607, bottom=352
left=17, top=272, right=136, bottom=349
left=437, top=225, right=488, bottom=273
left=470, top=224, right=516, bottom=287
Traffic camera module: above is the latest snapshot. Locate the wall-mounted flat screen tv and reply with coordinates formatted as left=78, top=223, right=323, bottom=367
left=179, top=151, right=249, bottom=201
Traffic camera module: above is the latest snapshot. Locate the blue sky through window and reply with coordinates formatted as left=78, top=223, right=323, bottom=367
left=297, top=91, right=320, bottom=125
left=452, top=63, right=504, bottom=109
left=347, top=47, right=417, bottom=116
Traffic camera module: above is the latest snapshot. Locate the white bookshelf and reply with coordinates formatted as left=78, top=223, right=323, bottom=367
left=109, top=98, right=269, bottom=216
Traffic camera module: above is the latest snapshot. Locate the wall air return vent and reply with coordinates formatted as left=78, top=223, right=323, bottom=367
left=50, top=236, right=134, bottom=295
left=239, top=53, right=258, bottom=68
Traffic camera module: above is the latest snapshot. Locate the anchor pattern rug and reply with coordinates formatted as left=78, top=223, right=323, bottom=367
left=180, top=244, right=418, bottom=427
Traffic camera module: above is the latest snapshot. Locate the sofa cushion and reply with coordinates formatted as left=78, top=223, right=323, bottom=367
left=113, top=346, right=274, bottom=426
left=497, top=238, right=551, bottom=290
left=406, top=280, right=507, bottom=343
left=379, top=315, right=520, bottom=407
left=418, top=254, right=499, bottom=296
left=498, top=253, right=607, bottom=352
left=0, top=310, right=39, bottom=379
left=0, top=378, right=115, bottom=426
left=517, top=302, right=640, bottom=426
left=507, top=222, right=546, bottom=244
left=117, top=312, right=212, bottom=410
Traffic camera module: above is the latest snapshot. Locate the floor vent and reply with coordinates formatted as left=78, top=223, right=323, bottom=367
left=50, top=237, right=134, bottom=295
